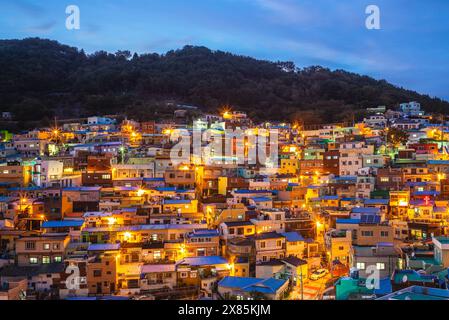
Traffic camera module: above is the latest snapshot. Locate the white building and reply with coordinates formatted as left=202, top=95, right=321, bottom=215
left=400, top=101, right=424, bottom=117
left=339, top=142, right=375, bottom=176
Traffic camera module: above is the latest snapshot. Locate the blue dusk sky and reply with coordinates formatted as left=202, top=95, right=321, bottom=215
left=0, top=0, right=448, bottom=100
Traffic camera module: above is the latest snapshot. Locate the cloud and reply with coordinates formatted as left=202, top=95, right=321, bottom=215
left=279, top=39, right=411, bottom=72
left=11, top=0, right=45, bottom=16
left=251, top=0, right=314, bottom=24
left=26, top=21, right=56, bottom=34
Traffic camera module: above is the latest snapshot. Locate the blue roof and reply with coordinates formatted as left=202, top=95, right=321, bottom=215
left=189, top=230, right=220, bottom=238
left=413, top=191, right=440, bottom=196
left=341, top=197, right=357, bottom=201
left=280, top=232, right=304, bottom=242
left=234, top=189, right=272, bottom=194
left=155, top=187, right=177, bottom=192
left=252, top=197, right=272, bottom=202
left=351, top=207, right=380, bottom=214
left=406, top=182, right=431, bottom=187
left=178, top=256, right=228, bottom=266
left=8, top=186, right=41, bottom=191
left=65, top=296, right=129, bottom=301
left=88, top=243, right=120, bottom=251
left=218, top=276, right=288, bottom=294
left=335, top=176, right=357, bottom=181
left=428, top=160, right=449, bottom=165
left=322, top=196, right=339, bottom=200
left=364, top=199, right=389, bottom=205
left=63, top=186, right=101, bottom=192
left=42, top=220, right=84, bottom=228
left=144, top=178, right=165, bottom=182
left=374, top=278, right=393, bottom=295
left=164, top=199, right=191, bottom=205
left=336, top=219, right=361, bottom=225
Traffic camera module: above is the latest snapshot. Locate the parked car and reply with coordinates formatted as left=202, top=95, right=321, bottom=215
left=310, top=269, right=328, bottom=281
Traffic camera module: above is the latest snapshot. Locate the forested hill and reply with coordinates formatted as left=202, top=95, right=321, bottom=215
left=1, top=37, right=448, bottom=128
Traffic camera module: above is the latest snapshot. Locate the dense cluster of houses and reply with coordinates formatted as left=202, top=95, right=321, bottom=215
left=2, top=102, right=449, bottom=300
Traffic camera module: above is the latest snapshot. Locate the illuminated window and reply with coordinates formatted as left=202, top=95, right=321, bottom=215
left=54, top=256, right=62, bottom=263
left=42, top=256, right=50, bottom=264
left=43, top=243, right=50, bottom=250
left=356, top=262, right=366, bottom=270
left=376, top=263, right=386, bottom=270
left=29, top=257, right=38, bottom=264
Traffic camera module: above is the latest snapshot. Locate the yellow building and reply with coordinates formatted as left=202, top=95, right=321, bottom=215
left=325, top=230, right=352, bottom=266
left=389, top=191, right=410, bottom=217
left=279, top=158, right=299, bottom=175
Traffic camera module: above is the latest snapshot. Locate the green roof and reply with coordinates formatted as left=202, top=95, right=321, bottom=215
left=391, top=293, right=448, bottom=301
left=435, top=237, right=449, bottom=244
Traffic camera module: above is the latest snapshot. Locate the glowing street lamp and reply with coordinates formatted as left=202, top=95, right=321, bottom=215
left=137, top=188, right=145, bottom=197
left=123, top=232, right=132, bottom=242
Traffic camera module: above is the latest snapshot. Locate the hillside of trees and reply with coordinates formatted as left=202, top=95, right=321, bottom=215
left=1, top=38, right=448, bottom=130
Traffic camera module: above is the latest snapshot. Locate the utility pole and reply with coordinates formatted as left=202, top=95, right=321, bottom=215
left=300, top=265, right=304, bottom=300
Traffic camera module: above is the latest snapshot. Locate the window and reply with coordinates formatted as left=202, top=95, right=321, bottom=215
left=42, top=256, right=50, bottom=264
left=356, top=262, right=366, bottom=270
left=338, top=246, right=344, bottom=251
left=102, top=174, right=111, bottom=179
left=376, top=263, right=386, bottom=270
left=25, top=241, right=36, bottom=250
left=131, top=253, right=139, bottom=262
left=229, top=228, right=235, bottom=235
left=237, top=228, right=244, bottom=235
left=180, top=272, right=188, bottom=278
left=381, top=231, right=389, bottom=237
left=53, top=243, right=60, bottom=250
left=277, top=240, right=282, bottom=247
left=154, top=251, right=161, bottom=260
left=380, top=177, right=389, bottom=183
left=29, top=257, right=38, bottom=264
left=361, top=231, right=373, bottom=237
left=260, top=241, right=266, bottom=249
left=93, top=270, right=102, bottom=277
left=43, top=243, right=50, bottom=250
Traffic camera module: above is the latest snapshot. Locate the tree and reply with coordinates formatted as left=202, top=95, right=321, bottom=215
left=385, top=127, right=409, bottom=147
left=249, top=291, right=267, bottom=300
left=1, top=38, right=449, bottom=132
